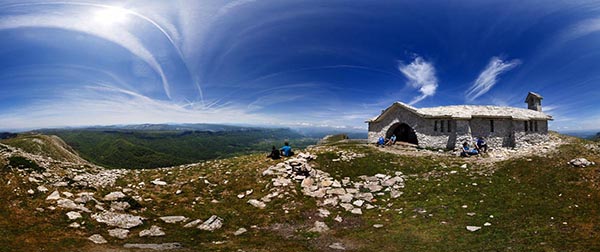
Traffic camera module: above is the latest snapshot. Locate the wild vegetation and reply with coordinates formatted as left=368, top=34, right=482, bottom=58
left=33, top=127, right=317, bottom=169
left=0, top=134, right=599, bottom=251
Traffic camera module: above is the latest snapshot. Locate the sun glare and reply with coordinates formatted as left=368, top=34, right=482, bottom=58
left=92, top=7, right=130, bottom=26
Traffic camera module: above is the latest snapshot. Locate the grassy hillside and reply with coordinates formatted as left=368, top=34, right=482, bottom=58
left=1, top=134, right=599, bottom=251
left=0, top=134, right=86, bottom=163
left=38, top=128, right=316, bottom=169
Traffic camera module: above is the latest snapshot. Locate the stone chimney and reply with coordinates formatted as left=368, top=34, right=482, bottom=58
left=525, top=92, right=543, bottom=112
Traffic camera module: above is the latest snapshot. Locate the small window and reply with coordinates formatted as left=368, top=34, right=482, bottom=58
left=529, top=121, right=533, bottom=132
left=534, top=121, right=538, bottom=132
left=490, top=120, right=494, bottom=132
left=524, top=121, right=528, bottom=132
left=441, top=120, right=444, bottom=132
left=447, top=120, right=451, bottom=132
left=434, top=120, right=438, bottom=131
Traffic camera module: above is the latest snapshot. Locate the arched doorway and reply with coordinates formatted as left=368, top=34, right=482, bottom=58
left=387, top=123, right=418, bottom=145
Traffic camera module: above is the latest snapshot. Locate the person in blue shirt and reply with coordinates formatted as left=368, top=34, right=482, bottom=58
left=386, top=134, right=397, bottom=145
left=476, top=137, right=488, bottom=153
left=377, top=136, right=385, bottom=147
left=280, top=141, right=294, bottom=157
left=461, top=141, right=479, bottom=157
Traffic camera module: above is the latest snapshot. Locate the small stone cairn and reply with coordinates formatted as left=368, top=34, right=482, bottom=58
left=261, top=152, right=406, bottom=214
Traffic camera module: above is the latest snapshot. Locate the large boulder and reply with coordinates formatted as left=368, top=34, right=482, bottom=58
left=91, top=211, right=144, bottom=229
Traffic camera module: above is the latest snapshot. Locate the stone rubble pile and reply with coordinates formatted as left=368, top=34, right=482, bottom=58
left=332, top=150, right=365, bottom=162
left=569, top=158, right=595, bottom=168
left=261, top=152, right=407, bottom=214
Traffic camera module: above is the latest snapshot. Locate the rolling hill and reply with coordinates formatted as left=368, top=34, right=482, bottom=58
left=0, top=132, right=599, bottom=251
left=32, top=125, right=318, bottom=169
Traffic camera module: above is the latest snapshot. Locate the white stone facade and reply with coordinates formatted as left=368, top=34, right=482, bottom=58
left=367, top=96, right=552, bottom=149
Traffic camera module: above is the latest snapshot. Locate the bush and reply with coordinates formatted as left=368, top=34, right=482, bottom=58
left=5, top=156, right=45, bottom=173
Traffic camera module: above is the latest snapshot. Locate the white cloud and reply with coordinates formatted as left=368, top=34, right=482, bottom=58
left=466, top=57, right=520, bottom=101
left=0, top=10, right=172, bottom=98
left=561, top=18, right=600, bottom=43
left=397, top=56, right=438, bottom=105
left=0, top=85, right=269, bottom=130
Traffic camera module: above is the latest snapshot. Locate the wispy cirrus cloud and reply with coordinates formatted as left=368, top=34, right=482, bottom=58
left=466, top=57, right=520, bottom=101
left=0, top=7, right=173, bottom=98
left=398, top=56, right=438, bottom=105
left=0, top=84, right=269, bottom=130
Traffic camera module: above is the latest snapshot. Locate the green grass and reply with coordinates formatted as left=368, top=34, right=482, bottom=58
left=46, top=129, right=317, bottom=169
left=0, top=135, right=599, bottom=251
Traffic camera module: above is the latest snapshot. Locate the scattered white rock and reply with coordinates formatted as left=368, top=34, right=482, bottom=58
left=234, top=228, right=247, bottom=236
left=175, top=190, right=182, bottom=195
left=110, top=201, right=130, bottom=212
left=460, top=164, right=468, bottom=169
left=123, top=243, right=182, bottom=250
left=373, top=224, right=384, bottom=228
left=569, top=158, right=595, bottom=168
left=151, top=180, right=167, bottom=186
left=340, top=203, right=354, bottom=211
left=353, top=200, right=364, bottom=207
left=139, top=225, right=166, bottom=237
left=66, top=211, right=82, bottom=220
left=197, top=215, right=223, bottom=231
left=329, top=242, right=346, bottom=250
left=46, top=190, right=61, bottom=201
left=247, top=199, right=266, bottom=209
left=103, top=191, right=126, bottom=201
left=318, top=208, right=331, bottom=218
left=109, top=228, right=129, bottom=239
left=88, top=234, right=107, bottom=244
left=351, top=208, right=363, bottom=215
left=483, top=222, right=492, bottom=226
left=390, top=190, right=402, bottom=199
left=466, top=226, right=481, bottom=232
left=309, top=221, right=330, bottom=233
left=338, top=194, right=353, bottom=203
left=334, top=215, right=343, bottom=222
left=91, top=211, right=144, bottom=229
left=183, top=219, right=202, bottom=228
left=37, top=185, right=49, bottom=193
left=160, top=216, right=189, bottom=223
left=57, top=199, right=90, bottom=212
left=27, top=189, right=35, bottom=195
left=68, top=222, right=81, bottom=228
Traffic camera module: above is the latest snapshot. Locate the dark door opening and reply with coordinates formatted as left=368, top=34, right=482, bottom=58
left=387, top=123, right=418, bottom=145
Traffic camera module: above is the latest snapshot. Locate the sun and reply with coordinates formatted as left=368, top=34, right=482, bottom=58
left=92, top=7, right=130, bottom=26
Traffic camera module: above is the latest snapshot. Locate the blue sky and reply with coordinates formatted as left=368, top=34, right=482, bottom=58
left=1, top=0, right=599, bottom=132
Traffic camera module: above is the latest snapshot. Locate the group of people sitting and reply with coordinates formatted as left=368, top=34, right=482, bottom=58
left=461, top=137, right=488, bottom=157
left=377, top=134, right=397, bottom=147
left=267, top=141, right=294, bottom=160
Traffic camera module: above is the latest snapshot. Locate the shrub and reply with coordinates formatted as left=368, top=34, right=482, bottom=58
left=5, top=156, right=45, bottom=173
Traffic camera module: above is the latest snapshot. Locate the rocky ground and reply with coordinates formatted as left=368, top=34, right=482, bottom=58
left=1, top=133, right=599, bottom=251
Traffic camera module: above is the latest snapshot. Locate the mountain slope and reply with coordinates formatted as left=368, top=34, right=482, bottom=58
left=0, top=133, right=599, bottom=251
left=40, top=127, right=316, bottom=169
left=0, top=134, right=87, bottom=164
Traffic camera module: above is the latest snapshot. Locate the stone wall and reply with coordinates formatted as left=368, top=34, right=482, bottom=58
left=470, top=118, right=514, bottom=148
left=368, top=106, right=452, bottom=149
left=513, top=120, right=549, bottom=148
left=368, top=106, right=426, bottom=143
left=368, top=106, right=550, bottom=150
